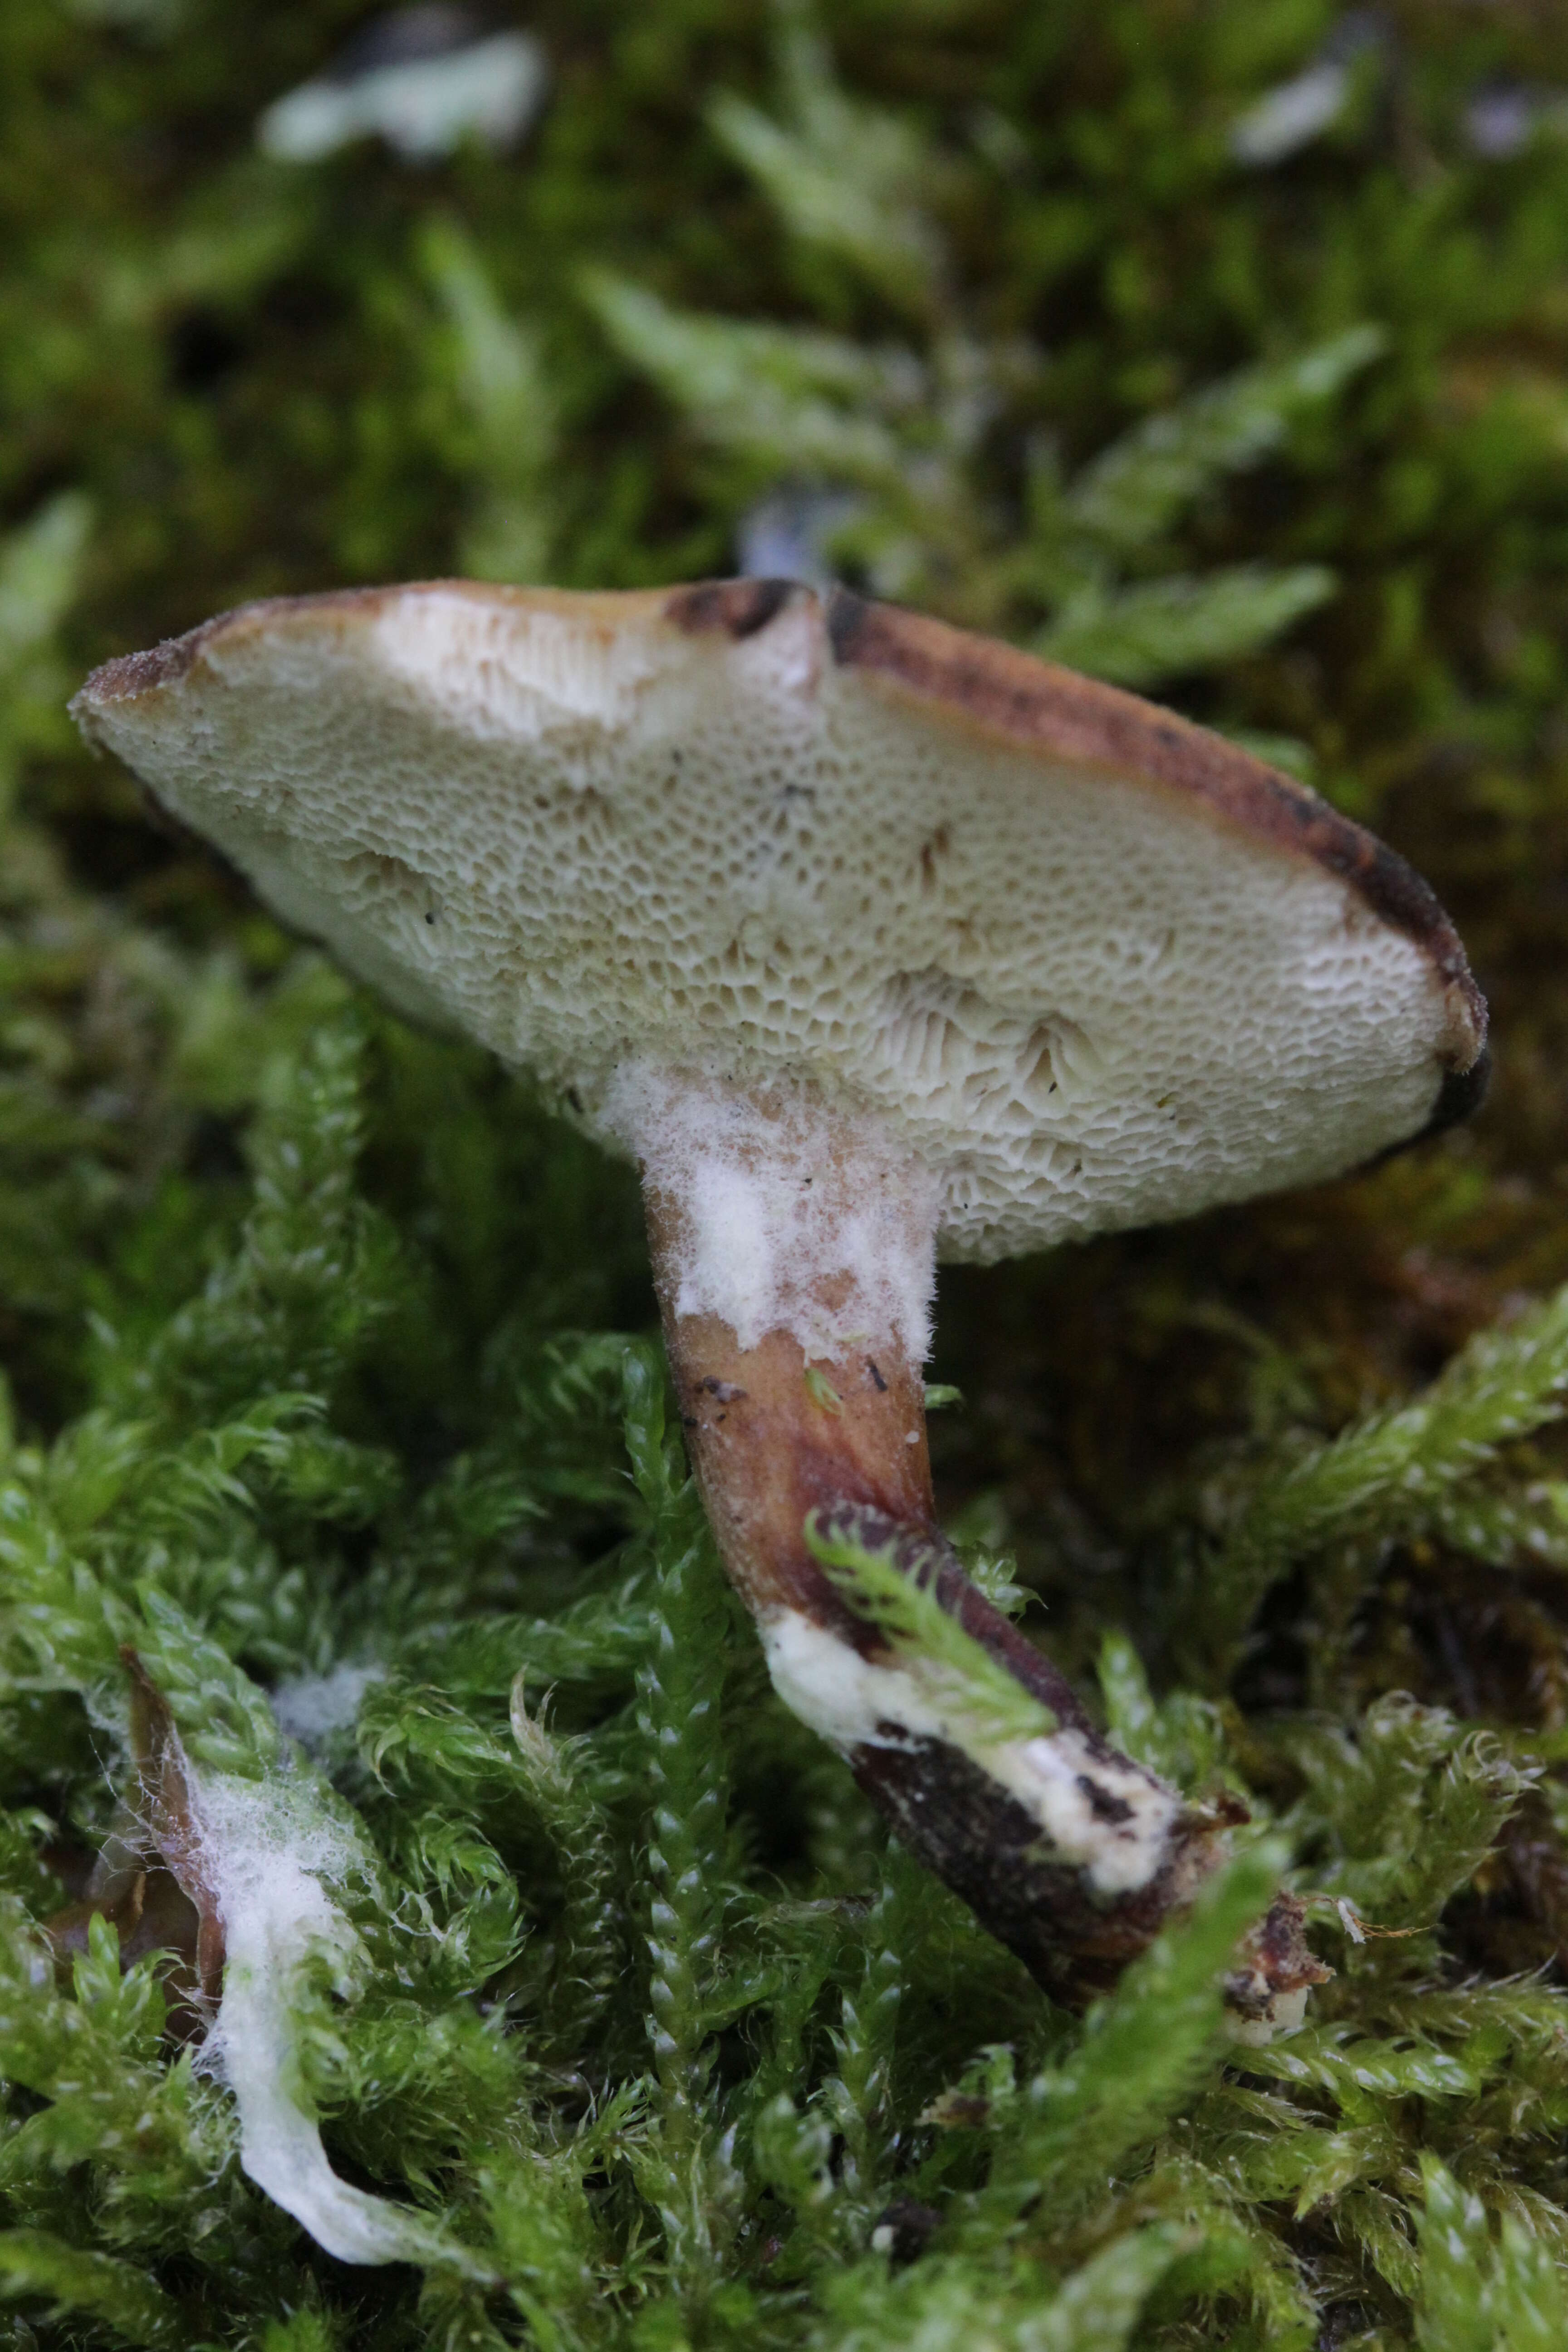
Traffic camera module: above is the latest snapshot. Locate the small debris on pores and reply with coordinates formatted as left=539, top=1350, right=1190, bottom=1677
left=258, top=6, right=548, bottom=165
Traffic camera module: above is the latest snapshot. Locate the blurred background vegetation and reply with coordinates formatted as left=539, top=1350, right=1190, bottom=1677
left=12, top=1, right=1568, bottom=2345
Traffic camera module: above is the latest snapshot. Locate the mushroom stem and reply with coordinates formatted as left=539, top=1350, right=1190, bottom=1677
left=617, top=1067, right=1322, bottom=2014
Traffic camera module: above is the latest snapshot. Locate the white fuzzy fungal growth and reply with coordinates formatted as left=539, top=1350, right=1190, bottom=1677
left=603, top=1061, right=937, bottom=1358
left=761, top=1607, right=1183, bottom=1896
left=184, top=1759, right=481, bottom=2273
left=270, top=1661, right=385, bottom=1748
left=74, top=580, right=1484, bottom=1267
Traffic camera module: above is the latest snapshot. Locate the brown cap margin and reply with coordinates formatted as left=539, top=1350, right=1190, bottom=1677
left=74, top=587, right=402, bottom=712
left=812, top=586, right=1485, bottom=1073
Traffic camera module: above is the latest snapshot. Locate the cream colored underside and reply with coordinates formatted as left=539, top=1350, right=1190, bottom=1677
left=89, top=586, right=1448, bottom=1260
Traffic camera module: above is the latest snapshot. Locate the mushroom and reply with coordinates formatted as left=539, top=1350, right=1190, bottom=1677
left=72, top=578, right=1486, bottom=2012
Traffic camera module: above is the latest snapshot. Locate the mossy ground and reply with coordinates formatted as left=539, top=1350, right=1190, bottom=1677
left=9, top=2, right=1568, bottom=2346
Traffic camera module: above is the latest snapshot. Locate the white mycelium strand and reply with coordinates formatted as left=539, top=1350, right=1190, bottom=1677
left=760, top=1607, right=1183, bottom=1897
left=181, top=1756, right=482, bottom=2273
left=269, top=1660, right=385, bottom=1748
left=603, top=1061, right=939, bottom=1361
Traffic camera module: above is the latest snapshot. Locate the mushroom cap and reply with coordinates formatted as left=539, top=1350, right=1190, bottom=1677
left=73, top=578, right=1486, bottom=1264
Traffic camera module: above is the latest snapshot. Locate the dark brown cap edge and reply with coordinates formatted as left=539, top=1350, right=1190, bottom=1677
left=1360, top=1043, right=1493, bottom=1172
left=665, top=576, right=804, bottom=641
left=825, top=586, right=1487, bottom=1078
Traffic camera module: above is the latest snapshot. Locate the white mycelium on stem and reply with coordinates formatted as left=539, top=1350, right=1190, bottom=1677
left=601, top=1061, right=938, bottom=1364
left=760, top=1609, right=1184, bottom=1898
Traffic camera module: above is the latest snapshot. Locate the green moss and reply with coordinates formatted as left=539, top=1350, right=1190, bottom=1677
left=9, top=0, right=1568, bottom=2342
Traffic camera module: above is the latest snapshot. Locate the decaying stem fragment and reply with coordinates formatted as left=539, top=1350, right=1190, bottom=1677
left=44, top=1652, right=224, bottom=2034
left=52, top=1652, right=488, bottom=2273
left=625, top=1067, right=1324, bottom=2014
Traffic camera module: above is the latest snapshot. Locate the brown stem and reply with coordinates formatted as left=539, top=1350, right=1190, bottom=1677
left=629, top=1074, right=1323, bottom=2017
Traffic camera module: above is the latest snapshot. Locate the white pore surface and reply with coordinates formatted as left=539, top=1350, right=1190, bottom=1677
left=762, top=1608, right=1183, bottom=1896
left=187, top=1759, right=475, bottom=2272
left=78, top=583, right=1459, bottom=1264
left=603, top=1061, right=937, bottom=1358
